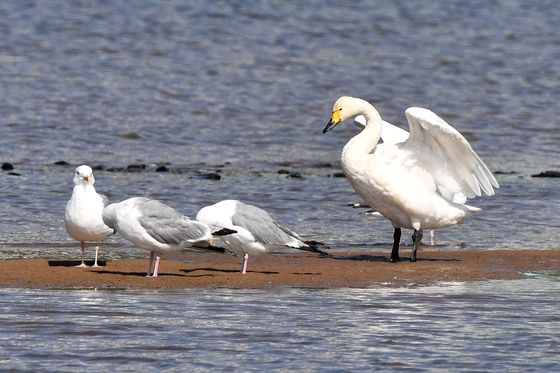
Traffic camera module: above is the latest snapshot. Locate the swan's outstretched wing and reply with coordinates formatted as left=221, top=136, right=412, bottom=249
left=404, top=107, right=499, bottom=201
left=354, top=115, right=409, bottom=144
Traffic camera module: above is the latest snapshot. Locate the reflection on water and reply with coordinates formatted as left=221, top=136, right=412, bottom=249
left=0, top=275, right=558, bottom=371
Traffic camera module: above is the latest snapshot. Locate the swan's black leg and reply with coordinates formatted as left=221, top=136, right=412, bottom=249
left=390, top=227, right=401, bottom=262
left=410, top=229, right=423, bottom=262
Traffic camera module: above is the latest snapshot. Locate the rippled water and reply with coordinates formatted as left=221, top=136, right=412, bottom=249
left=0, top=0, right=559, bottom=255
left=1, top=275, right=559, bottom=371
left=1, top=1, right=559, bottom=370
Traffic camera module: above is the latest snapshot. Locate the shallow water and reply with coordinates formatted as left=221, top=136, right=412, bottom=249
left=1, top=1, right=559, bottom=257
left=0, top=1, right=559, bottom=370
left=1, top=275, right=559, bottom=371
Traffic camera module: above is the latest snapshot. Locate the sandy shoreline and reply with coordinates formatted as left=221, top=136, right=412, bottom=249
left=0, top=249, right=558, bottom=290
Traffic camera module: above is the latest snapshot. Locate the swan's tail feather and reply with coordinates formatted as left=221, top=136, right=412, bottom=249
left=465, top=205, right=483, bottom=213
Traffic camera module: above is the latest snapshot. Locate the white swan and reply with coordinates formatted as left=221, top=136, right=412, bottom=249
left=354, top=115, right=437, bottom=245
left=323, top=96, right=498, bottom=262
left=64, top=165, right=113, bottom=267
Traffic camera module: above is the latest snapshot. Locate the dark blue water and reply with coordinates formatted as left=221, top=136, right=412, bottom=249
left=0, top=1, right=559, bottom=370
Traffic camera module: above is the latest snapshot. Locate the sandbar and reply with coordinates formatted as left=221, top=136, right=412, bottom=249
left=0, top=249, right=558, bottom=290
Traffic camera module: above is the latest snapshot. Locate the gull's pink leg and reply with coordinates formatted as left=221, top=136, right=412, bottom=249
left=241, top=253, right=248, bottom=274
left=76, top=241, right=88, bottom=268
left=430, top=230, right=436, bottom=246
left=146, top=251, right=154, bottom=277
left=153, top=254, right=160, bottom=277
left=92, top=246, right=100, bottom=267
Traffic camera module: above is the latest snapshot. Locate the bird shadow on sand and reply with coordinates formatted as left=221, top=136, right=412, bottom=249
left=322, top=254, right=387, bottom=262
left=48, top=260, right=108, bottom=267
left=323, top=254, right=460, bottom=263
left=180, top=267, right=279, bottom=275
left=93, top=270, right=189, bottom=278
left=412, top=257, right=460, bottom=263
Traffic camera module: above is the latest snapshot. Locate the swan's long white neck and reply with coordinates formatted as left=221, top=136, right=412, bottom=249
left=341, top=100, right=382, bottom=167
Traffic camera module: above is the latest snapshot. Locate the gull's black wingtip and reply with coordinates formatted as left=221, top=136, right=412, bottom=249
left=301, top=240, right=331, bottom=256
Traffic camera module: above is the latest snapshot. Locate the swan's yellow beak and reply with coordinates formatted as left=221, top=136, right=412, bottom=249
left=323, top=110, right=341, bottom=133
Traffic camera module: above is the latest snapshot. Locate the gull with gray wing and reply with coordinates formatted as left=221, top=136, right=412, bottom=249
left=196, top=199, right=325, bottom=274
left=102, top=197, right=235, bottom=277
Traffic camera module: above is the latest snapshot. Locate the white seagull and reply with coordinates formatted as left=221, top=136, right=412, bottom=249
left=64, top=165, right=114, bottom=267
left=196, top=200, right=324, bottom=274
left=102, top=197, right=235, bottom=277
left=354, top=115, right=437, bottom=246
left=323, top=96, right=498, bottom=262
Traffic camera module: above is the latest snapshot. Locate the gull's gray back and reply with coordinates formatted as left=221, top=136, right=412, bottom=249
left=137, top=199, right=210, bottom=245
left=231, top=202, right=302, bottom=247
left=100, top=193, right=111, bottom=208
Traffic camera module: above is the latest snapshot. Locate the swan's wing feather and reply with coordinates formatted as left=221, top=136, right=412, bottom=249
left=354, top=115, right=409, bottom=144
left=380, top=120, right=409, bottom=144
left=353, top=115, right=367, bottom=129
left=404, top=107, right=498, bottom=200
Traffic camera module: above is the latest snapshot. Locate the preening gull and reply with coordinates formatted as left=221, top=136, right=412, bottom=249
left=64, top=165, right=113, bottom=267
left=324, top=96, right=498, bottom=262
left=196, top=199, right=325, bottom=274
left=102, top=197, right=235, bottom=277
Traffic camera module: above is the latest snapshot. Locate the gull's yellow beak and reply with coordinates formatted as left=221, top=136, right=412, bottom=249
left=323, top=109, right=341, bottom=133
left=82, top=175, right=92, bottom=182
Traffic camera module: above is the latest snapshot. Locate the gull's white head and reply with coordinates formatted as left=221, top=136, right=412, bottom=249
left=196, top=200, right=237, bottom=230
left=73, top=165, right=95, bottom=186
left=196, top=205, right=221, bottom=229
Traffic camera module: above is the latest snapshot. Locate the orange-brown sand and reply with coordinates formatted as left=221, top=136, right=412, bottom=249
left=0, top=249, right=558, bottom=289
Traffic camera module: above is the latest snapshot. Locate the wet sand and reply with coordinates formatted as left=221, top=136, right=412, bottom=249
left=0, top=249, right=558, bottom=290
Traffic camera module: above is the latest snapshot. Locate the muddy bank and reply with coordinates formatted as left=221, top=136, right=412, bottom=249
left=0, top=249, right=557, bottom=290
